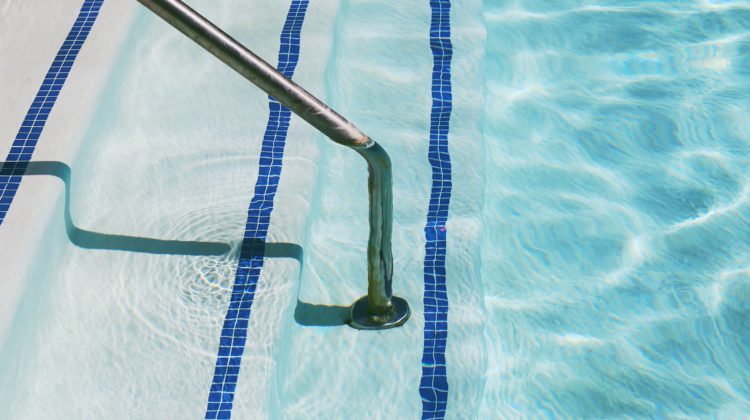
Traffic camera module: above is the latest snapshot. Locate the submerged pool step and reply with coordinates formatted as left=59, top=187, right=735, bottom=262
left=199, top=2, right=310, bottom=417
left=0, top=0, right=104, bottom=226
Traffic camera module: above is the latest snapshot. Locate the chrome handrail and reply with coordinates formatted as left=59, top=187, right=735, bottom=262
left=137, top=0, right=409, bottom=329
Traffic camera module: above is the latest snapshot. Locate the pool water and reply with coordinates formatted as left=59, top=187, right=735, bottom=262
left=2, top=0, right=750, bottom=418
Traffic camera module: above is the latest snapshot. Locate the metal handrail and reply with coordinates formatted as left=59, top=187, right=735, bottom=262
left=137, top=0, right=409, bottom=329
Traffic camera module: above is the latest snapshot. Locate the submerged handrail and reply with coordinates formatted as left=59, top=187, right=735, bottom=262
left=137, top=0, right=409, bottom=329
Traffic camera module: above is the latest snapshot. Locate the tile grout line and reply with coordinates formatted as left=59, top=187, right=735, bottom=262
left=204, top=1, right=309, bottom=419
left=420, top=0, right=453, bottom=419
left=0, top=0, right=104, bottom=225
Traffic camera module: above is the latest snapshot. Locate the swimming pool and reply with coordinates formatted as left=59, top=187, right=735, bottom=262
left=1, top=0, right=750, bottom=418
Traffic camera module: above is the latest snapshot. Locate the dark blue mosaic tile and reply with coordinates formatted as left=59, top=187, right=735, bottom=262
left=420, top=0, right=453, bottom=419
left=204, top=1, right=309, bottom=419
left=0, top=0, right=103, bottom=226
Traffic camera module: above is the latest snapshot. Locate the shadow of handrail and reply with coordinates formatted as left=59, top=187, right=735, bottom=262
left=3, top=160, right=229, bottom=256
left=237, top=229, right=349, bottom=326
left=3, top=160, right=347, bottom=326
left=2, top=161, right=303, bottom=258
left=294, top=302, right=350, bottom=327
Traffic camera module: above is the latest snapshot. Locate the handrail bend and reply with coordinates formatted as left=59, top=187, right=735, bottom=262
left=137, top=0, right=409, bottom=329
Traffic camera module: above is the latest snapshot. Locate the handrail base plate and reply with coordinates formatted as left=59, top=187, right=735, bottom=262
left=348, top=296, right=410, bottom=330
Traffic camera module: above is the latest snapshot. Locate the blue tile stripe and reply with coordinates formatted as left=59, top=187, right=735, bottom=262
left=420, top=0, right=453, bottom=418
left=0, top=0, right=104, bottom=226
left=204, top=1, right=309, bottom=418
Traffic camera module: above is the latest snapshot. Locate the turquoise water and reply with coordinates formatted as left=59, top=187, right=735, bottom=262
left=474, top=1, right=750, bottom=417
left=2, top=0, right=750, bottom=418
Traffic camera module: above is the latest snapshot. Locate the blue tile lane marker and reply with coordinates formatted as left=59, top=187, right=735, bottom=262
left=420, top=0, right=453, bottom=419
left=204, top=1, right=309, bottom=418
left=0, top=0, right=104, bottom=226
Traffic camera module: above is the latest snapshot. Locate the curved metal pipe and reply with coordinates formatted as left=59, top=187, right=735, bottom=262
left=137, top=0, right=409, bottom=329
left=138, top=0, right=368, bottom=148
